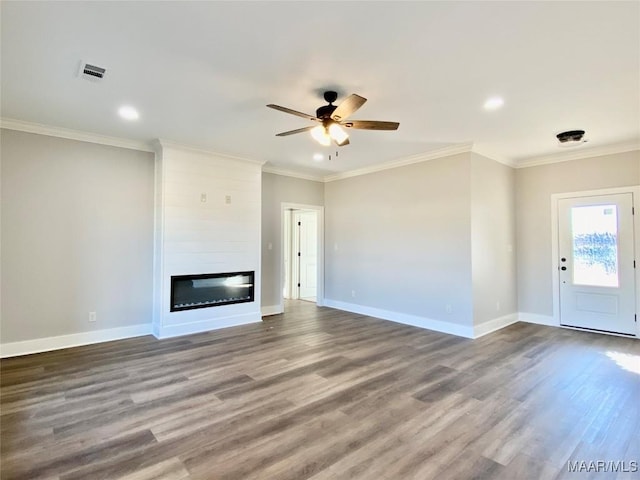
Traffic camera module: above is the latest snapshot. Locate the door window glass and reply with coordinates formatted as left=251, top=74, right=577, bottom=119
left=571, top=205, right=619, bottom=287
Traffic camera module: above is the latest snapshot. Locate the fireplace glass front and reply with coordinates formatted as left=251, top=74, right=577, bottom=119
left=170, top=271, right=254, bottom=312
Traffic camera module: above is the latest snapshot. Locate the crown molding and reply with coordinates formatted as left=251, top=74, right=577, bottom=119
left=323, top=142, right=474, bottom=182
left=10, top=116, right=632, bottom=178
left=0, top=118, right=155, bottom=152
left=514, top=140, right=640, bottom=169
left=157, top=139, right=266, bottom=166
left=469, top=146, right=516, bottom=168
left=262, top=165, right=325, bottom=182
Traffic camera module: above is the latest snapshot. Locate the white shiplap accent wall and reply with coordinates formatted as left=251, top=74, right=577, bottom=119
left=153, top=142, right=263, bottom=338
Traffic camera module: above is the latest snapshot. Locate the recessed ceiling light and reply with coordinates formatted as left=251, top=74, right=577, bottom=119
left=313, top=153, right=324, bottom=161
left=483, top=97, right=504, bottom=111
left=118, top=105, right=139, bottom=121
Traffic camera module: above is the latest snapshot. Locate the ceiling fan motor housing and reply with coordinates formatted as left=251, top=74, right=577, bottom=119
left=316, top=91, right=339, bottom=119
left=316, top=104, right=337, bottom=119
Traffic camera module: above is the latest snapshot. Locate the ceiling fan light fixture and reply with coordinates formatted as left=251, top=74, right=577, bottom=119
left=310, top=125, right=331, bottom=146
left=329, top=124, right=349, bottom=145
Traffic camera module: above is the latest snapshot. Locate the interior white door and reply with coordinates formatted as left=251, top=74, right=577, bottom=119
left=297, top=211, right=318, bottom=300
left=558, top=193, right=636, bottom=335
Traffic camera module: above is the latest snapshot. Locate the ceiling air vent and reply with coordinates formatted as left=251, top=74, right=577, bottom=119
left=556, top=129, right=587, bottom=147
left=79, top=62, right=106, bottom=81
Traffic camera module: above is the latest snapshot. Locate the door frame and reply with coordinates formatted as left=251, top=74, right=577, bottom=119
left=283, top=209, right=297, bottom=300
left=281, top=202, right=325, bottom=309
left=551, top=186, right=640, bottom=337
left=292, top=210, right=319, bottom=300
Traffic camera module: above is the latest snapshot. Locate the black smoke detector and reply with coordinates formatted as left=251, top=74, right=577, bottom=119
left=556, top=130, right=586, bottom=143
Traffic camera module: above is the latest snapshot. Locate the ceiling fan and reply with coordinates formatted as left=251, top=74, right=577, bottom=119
left=267, top=91, right=399, bottom=147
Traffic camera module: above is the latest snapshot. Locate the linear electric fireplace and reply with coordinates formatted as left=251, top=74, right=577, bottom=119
left=170, top=271, right=254, bottom=312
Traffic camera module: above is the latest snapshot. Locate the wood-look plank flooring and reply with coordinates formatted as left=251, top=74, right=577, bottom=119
left=1, top=300, right=639, bottom=479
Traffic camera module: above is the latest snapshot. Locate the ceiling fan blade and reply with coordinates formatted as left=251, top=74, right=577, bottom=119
left=330, top=94, right=367, bottom=121
left=343, top=120, right=400, bottom=131
left=267, top=104, right=319, bottom=122
left=275, top=126, right=315, bottom=137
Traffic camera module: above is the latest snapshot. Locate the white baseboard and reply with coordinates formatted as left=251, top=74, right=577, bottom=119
left=518, top=312, right=557, bottom=327
left=154, top=312, right=261, bottom=339
left=473, top=313, right=519, bottom=338
left=261, top=305, right=283, bottom=316
left=0, top=309, right=567, bottom=359
left=519, top=312, right=637, bottom=339
left=0, top=324, right=152, bottom=358
left=324, top=299, right=475, bottom=338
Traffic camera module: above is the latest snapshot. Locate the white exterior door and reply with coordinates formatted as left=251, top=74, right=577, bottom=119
left=296, top=211, right=318, bottom=300
left=558, top=193, right=636, bottom=335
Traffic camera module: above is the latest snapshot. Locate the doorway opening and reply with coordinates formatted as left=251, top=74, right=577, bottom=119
left=552, top=187, right=639, bottom=337
left=281, top=203, right=324, bottom=310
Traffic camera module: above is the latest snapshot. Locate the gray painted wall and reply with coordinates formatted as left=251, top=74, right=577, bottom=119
left=516, top=150, right=640, bottom=317
left=261, top=172, right=324, bottom=309
left=324, top=153, right=474, bottom=326
left=1, top=129, right=155, bottom=342
left=471, top=153, right=518, bottom=324
left=4, top=127, right=635, bottom=345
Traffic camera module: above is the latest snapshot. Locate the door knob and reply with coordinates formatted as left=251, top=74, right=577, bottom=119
left=561, top=257, right=566, bottom=262
left=561, top=266, right=567, bottom=271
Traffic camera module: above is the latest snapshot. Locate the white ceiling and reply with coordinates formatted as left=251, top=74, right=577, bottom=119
left=2, top=1, right=639, bottom=177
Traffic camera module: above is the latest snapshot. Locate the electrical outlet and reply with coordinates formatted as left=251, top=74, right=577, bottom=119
left=445, top=304, right=452, bottom=314
left=89, top=311, right=96, bottom=322
left=200, top=193, right=207, bottom=203
left=225, top=195, right=232, bottom=205
left=351, top=290, right=356, bottom=298
left=496, top=301, right=501, bottom=311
